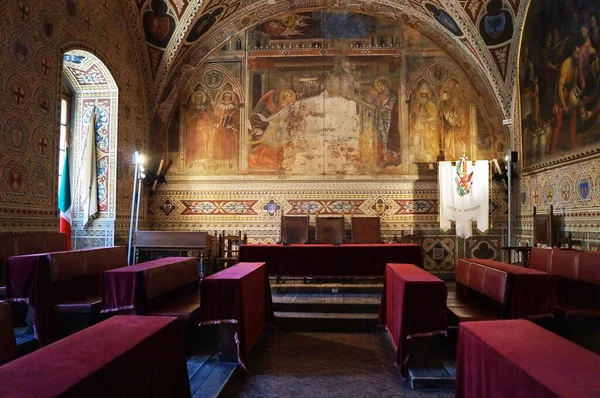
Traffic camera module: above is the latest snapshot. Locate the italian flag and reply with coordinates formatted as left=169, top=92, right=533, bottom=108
left=58, top=147, right=72, bottom=250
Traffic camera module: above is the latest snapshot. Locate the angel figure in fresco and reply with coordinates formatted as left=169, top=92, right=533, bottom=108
left=248, top=89, right=297, bottom=169
left=262, top=13, right=309, bottom=38
left=212, top=90, right=238, bottom=164
left=440, top=80, right=469, bottom=160
left=185, top=90, right=213, bottom=164
left=411, top=81, right=440, bottom=161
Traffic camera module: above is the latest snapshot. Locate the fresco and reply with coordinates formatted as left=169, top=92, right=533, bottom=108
left=184, top=73, right=240, bottom=173
left=174, top=10, right=498, bottom=177
left=520, top=0, right=600, bottom=169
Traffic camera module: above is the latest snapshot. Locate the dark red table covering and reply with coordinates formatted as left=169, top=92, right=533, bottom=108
left=239, top=244, right=422, bottom=276
left=0, top=315, right=190, bottom=398
left=5, top=252, right=58, bottom=345
left=200, top=262, right=273, bottom=370
left=456, top=320, right=600, bottom=398
left=465, top=258, right=556, bottom=319
left=101, top=257, right=197, bottom=314
left=378, top=263, right=447, bottom=377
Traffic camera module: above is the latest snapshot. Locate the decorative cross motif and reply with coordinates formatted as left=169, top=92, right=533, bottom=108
left=41, top=59, right=51, bottom=75
left=115, top=43, right=121, bottom=56
left=18, top=2, right=30, bottom=21
left=37, top=137, right=48, bottom=154
left=102, top=0, right=109, bottom=14
left=12, top=85, right=26, bottom=104
left=85, top=17, right=92, bottom=31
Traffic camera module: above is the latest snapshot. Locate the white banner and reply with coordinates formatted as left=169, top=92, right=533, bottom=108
left=438, top=159, right=489, bottom=238
left=79, top=109, right=98, bottom=229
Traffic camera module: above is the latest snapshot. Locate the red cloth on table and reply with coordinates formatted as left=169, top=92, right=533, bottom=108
left=238, top=244, right=422, bottom=276
left=238, top=244, right=290, bottom=275
left=5, top=253, right=56, bottom=345
left=456, top=319, right=600, bottom=398
left=0, top=315, right=191, bottom=398
left=378, top=263, right=447, bottom=377
left=101, top=257, right=198, bottom=314
left=200, top=262, right=273, bottom=369
left=465, top=258, right=556, bottom=319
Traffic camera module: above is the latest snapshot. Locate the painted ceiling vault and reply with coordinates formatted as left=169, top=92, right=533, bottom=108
left=126, top=0, right=529, bottom=125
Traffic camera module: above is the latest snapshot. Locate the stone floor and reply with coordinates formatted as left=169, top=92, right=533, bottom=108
left=219, top=328, right=454, bottom=398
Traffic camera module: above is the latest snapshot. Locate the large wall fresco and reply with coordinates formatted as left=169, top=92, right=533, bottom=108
left=165, top=10, right=504, bottom=178
left=516, top=0, right=600, bottom=251
left=520, top=0, right=600, bottom=171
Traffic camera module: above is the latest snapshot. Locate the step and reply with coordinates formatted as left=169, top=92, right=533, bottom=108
left=271, top=280, right=383, bottom=294
left=274, top=311, right=380, bottom=332
left=14, top=327, right=38, bottom=357
left=272, top=293, right=381, bottom=313
left=188, top=352, right=237, bottom=398
left=408, top=359, right=456, bottom=390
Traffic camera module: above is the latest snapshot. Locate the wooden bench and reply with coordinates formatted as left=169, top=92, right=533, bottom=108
left=133, top=231, right=212, bottom=266
left=448, top=259, right=509, bottom=324
left=529, top=247, right=600, bottom=317
left=462, top=257, right=556, bottom=319
left=145, top=258, right=200, bottom=320
left=49, top=247, right=128, bottom=315
left=101, top=257, right=200, bottom=321
left=5, top=246, right=127, bottom=344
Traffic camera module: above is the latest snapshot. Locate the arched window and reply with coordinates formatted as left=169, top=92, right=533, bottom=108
left=60, top=50, right=119, bottom=249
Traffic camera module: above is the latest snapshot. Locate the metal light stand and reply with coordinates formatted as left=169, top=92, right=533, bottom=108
left=507, top=150, right=512, bottom=249
left=127, top=151, right=145, bottom=265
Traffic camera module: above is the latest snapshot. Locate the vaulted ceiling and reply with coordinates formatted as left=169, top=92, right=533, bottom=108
left=125, top=0, right=527, bottom=122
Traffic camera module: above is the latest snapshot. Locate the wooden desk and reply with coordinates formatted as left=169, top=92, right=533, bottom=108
left=378, top=263, right=447, bottom=376
left=200, top=262, right=273, bottom=370
left=133, top=231, right=212, bottom=265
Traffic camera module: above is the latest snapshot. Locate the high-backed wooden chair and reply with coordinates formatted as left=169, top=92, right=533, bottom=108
left=0, top=301, right=16, bottom=365
left=281, top=215, right=309, bottom=244
left=316, top=216, right=345, bottom=244
left=533, top=205, right=554, bottom=247
left=351, top=217, right=381, bottom=243
left=218, top=230, right=244, bottom=269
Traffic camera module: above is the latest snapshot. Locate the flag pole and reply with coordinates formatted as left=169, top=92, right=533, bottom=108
left=127, top=151, right=142, bottom=265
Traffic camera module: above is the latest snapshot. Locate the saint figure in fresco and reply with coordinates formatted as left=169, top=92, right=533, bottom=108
left=212, top=90, right=238, bottom=163
left=185, top=90, right=212, bottom=164
left=371, top=78, right=399, bottom=165
left=411, top=82, right=440, bottom=161
left=551, top=43, right=580, bottom=154
left=248, top=89, right=297, bottom=169
left=440, top=80, right=469, bottom=160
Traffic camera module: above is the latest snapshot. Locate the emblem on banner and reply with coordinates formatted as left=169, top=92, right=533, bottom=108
left=455, top=153, right=473, bottom=197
